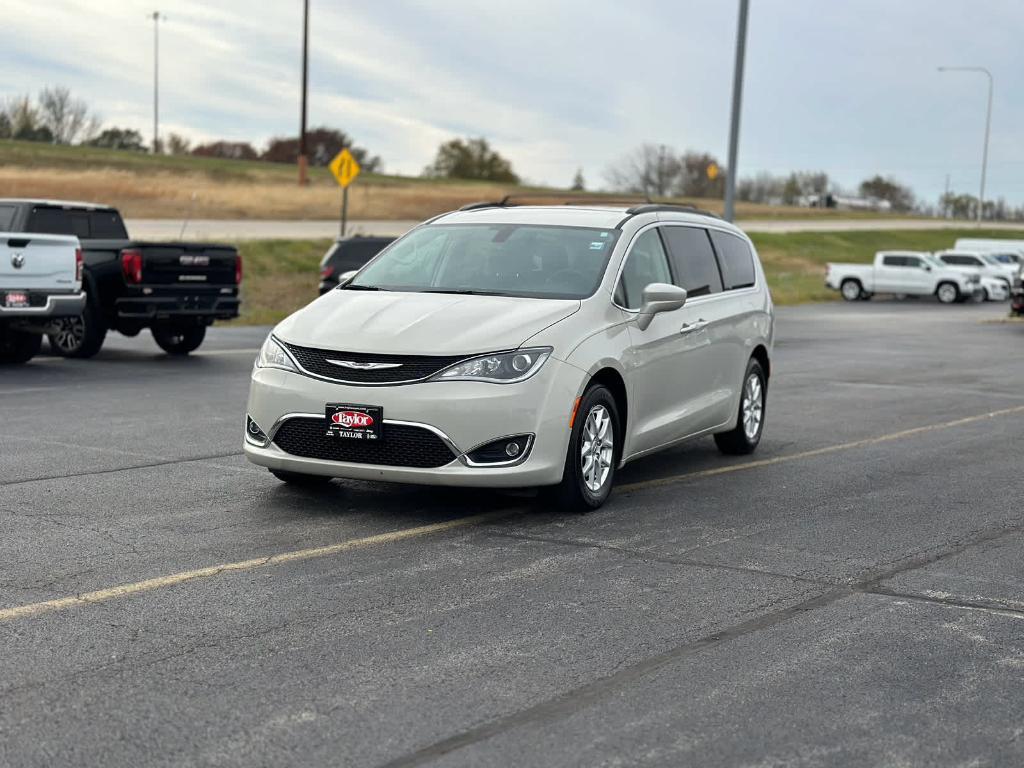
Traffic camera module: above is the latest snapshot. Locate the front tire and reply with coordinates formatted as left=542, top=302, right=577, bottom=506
left=0, top=325, right=42, bottom=364
left=715, top=358, right=767, bottom=455
left=151, top=324, right=206, bottom=355
left=270, top=469, right=332, bottom=486
left=48, top=298, right=107, bottom=358
left=548, top=384, right=619, bottom=513
left=936, top=282, right=960, bottom=304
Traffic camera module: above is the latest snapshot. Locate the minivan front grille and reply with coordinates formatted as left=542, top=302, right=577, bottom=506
left=272, top=418, right=457, bottom=468
left=280, top=342, right=466, bottom=384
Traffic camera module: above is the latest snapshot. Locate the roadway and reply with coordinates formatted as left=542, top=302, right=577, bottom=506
left=125, top=217, right=1024, bottom=241
left=1, top=301, right=1023, bottom=766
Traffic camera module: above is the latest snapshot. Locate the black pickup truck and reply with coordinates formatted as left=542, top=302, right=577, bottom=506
left=0, top=199, right=240, bottom=356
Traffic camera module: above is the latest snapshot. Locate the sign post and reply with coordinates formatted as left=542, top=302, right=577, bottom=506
left=328, top=148, right=361, bottom=237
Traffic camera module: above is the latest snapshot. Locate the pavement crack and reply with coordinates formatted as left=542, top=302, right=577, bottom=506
left=863, top=586, right=1024, bottom=619
left=487, top=530, right=832, bottom=587
left=0, top=450, right=244, bottom=487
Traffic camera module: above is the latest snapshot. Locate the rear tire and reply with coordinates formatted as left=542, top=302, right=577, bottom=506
left=270, top=469, right=332, bottom=486
left=152, top=324, right=206, bottom=355
left=0, top=325, right=42, bottom=364
left=936, top=282, right=960, bottom=304
left=546, top=384, right=619, bottom=513
left=48, top=298, right=106, bottom=358
left=715, top=358, right=767, bottom=455
left=840, top=279, right=863, bottom=301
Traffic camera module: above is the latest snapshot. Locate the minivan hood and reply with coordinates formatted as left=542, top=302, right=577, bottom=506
left=274, top=290, right=580, bottom=355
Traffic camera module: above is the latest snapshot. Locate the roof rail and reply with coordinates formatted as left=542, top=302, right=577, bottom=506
left=624, top=203, right=721, bottom=219
left=459, top=194, right=654, bottom=212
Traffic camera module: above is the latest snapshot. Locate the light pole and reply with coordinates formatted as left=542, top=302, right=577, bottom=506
left=298, top=0, right=310, bottom=185
left=937, top=66, right=992, bottom=224
left=151, top=11, right=161, bottom=154
left=723, top=0, right=750, bottom=222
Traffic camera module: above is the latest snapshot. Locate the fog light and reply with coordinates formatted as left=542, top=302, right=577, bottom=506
left=466, top=434, right=533, bottom=465
left=245, top=415, right=268, bottom=445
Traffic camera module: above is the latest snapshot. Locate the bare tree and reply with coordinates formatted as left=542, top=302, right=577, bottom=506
left=604, top=144, right=681, bottom=197
left=166, top=133, right=192, bottom=155
left=675, top=151, right=725, bottom=198
left=37, top=86, right=100, bottom=144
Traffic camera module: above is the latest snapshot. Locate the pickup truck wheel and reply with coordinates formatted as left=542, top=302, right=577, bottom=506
left=48, top=299, right=107, bottom=358
left=936, top=282, right=960, bottom=304
left=715, top=358, right=767, bottom=455
left=151, top=325, right=206, bottom=355
left=840, top=279, right=863, bottom=301
left=270, top=469, right=332, bottom=486
left=0, top=326, right=42, bottom=364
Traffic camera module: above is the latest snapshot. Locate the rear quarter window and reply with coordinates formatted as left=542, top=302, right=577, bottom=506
left=89, top=211, right=128, bottom=239
left=0, top=205, right=16, bottom=231
left=709, top=230, right=757, bottom=290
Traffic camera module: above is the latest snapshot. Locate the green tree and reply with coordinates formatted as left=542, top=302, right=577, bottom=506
left=858, top=175, right=915, bottom=212
left=85, top=127, right=147, bottom=151
left=571, top=168, right=585, bottom=191
left=424, top=137, right=519, bottom=183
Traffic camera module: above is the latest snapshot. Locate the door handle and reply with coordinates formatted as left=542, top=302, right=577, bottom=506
left=679, top=319, right=709, bottom=334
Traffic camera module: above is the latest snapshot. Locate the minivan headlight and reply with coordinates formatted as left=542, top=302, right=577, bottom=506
left=430, top=347, right=552, bottom=384
left=255, top=335, right=297, bottom=372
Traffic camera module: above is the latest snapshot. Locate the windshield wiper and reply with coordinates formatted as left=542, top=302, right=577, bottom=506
left=420, top=288, right=503, bottom=296
left=340, top=284, right=385, bottom=291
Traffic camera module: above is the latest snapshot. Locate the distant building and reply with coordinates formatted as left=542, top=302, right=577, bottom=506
left=801, top=194, right=892, bottom=212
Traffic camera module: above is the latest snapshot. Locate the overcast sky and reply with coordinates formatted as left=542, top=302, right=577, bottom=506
left=4, top=0, right=1023, bottom=203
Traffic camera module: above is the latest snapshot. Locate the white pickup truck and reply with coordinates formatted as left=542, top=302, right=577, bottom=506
left=0, top=233, right=85, bottom=363
left=825, top=251, right=980, bottom=304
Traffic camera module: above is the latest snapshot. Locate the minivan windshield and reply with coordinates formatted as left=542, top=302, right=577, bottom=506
left=348, top=223, right=621, bottom=299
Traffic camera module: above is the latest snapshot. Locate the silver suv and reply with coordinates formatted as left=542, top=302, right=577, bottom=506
left=244, top=203, right=775, bottom=511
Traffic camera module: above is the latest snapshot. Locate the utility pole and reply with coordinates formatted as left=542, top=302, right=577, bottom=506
left=937, top=66, right=993, bottom=224
left=943, top=173, right=950, bottom=218
left=151, top=11, right=161, bottom=154
left=723, top=0, right=750, bottom=222
left=298, top=0, right=310, bottom=185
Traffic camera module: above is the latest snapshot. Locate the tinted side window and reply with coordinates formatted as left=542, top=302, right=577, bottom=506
left=661, top=226, right=722, bottom=297
left=882, top=255, right=906, bottom=267
left=616, top=229, right=672, bottom=309
left=26, top=207, right=74, bottom=235
left=0, top=205, right=16, bottom=231
left=905, top=256, right=923, bottom=268
left=709, top=230, right=756, bottom=290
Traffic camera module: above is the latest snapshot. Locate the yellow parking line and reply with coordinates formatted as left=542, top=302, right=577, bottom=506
left=3, top=403, right=1022, bottom=625
left=618, top=404, right=1024, bottom=493
left=0, top=510, right=514, bottom=623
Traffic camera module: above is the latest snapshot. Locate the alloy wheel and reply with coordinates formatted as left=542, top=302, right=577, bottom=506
left=742, top=373, right=764, bottom=441
left=580, top=404, right=614, bottom=493
left=50, top=316, right=84, bottom=353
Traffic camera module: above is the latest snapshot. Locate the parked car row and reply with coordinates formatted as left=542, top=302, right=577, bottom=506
left=0, top=199, right=242, bottom=364
left=825, top=238, right=1024, bottom=307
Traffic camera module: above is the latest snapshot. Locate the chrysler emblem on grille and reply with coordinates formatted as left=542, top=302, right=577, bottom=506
left=326, top=359, right=403, bottom=370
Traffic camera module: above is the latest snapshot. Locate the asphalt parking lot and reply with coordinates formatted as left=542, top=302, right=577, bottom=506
left=2, top=300, right=1023, bottom=767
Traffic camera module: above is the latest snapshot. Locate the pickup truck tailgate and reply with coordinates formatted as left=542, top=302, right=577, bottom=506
left=134, top=244, right=239, bottom=285
left=0, top=233, right=80, bottom=290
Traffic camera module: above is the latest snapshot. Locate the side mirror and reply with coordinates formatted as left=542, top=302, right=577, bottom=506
left=636, top=283, right=687, bottom=331
left=924, top=264, right=932, bottom=271
left=337, top=270, right=359, bottom=287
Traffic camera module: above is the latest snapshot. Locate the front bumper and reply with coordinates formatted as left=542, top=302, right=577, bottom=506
left=243, top=358, right=585, bottom=488
left=0, top=291, right=85, bottom=319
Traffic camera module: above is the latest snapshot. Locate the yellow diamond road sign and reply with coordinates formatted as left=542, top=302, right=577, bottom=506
left=329, top=148, right=361, bottom=188
left=706, top=162, right=720, bottom=181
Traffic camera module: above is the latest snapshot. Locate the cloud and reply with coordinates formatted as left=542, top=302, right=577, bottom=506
left=2, top=0, right=1023, bottom=200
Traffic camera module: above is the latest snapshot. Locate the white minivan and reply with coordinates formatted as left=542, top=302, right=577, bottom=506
left=244, top=204, right=774, bottom=510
